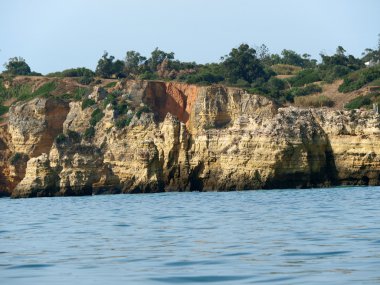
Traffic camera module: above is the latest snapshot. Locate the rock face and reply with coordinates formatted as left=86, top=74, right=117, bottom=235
left=0, top=126, right=13, bottom=196
left=8, top=97, right=69, bottom=157
left=12, top=154, right=59, bottom=198
left=1, top=80, right=380, bottom=198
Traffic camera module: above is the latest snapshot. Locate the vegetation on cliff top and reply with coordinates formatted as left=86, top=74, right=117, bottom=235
left=1, top=35, right=380, bottom=109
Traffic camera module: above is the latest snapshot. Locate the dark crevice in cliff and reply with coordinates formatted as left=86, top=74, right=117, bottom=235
left=324, top=144, right=339, bottom=185
left=189, top=162, right=204, bottom=191
left=313, top=114, right=339, bottom=186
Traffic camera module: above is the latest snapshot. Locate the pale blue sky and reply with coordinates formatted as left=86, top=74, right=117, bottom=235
left=1, top=0, right=379, bottom=74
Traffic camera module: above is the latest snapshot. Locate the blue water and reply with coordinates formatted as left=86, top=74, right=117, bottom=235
left=1, top=187, right=380, bottom=285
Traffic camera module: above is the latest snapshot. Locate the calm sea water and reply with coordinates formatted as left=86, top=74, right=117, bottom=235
left=1, top=187, right=380, bottom=285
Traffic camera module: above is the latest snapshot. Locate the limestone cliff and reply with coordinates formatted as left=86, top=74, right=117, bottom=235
left=1, top=80, right=380, bottom=198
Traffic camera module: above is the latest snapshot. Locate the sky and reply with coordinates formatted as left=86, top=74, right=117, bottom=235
left=0, top=0, right=379, bottom=74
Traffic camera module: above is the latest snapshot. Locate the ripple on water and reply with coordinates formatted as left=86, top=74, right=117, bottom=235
left=164, top=260, right=225, bottom=267
left=150, top=275, right=252, bottom=283
left=7, top=264, right=54, bottom=270
left=282, top=251, right=350, bottom=257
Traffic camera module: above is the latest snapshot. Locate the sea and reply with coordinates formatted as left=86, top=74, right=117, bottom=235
left=1, top=187, right=380, bottom=284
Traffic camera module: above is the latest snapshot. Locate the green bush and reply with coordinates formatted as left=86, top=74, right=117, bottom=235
left=9, top=152, right=28, bottom=165
left=139, top=71, right=158, bottom=80
left=90, top=108, right=105, bottom=126
left=34, top=81, right=57, bottom=98
left=0, top=83, right=32, bottom=101
left=287, top=69, right=322, bottom=87
left=115, top=102, right=129, bottom=116
left=285, top=83, right=322, bottom=99
left=55, top=133, right=67, bottom=144
left=234, top=79, right=250, bottom=88
left=46, top=67, right=94, bottom=78
left=104, top=81, right=117, bottom=88
left=344, top=96, right=372, bottom=109
left=320, top=65, right=351, bottom=83
left=82, top=98, right=96, bottom=110
left=8, top=81, right=56, bottom=101
left=136, top=105, right=151, bottom=119
left=3, top=57, right=31, bottom=75
left=339, top=66, right=380, bottom=93
left=0, top=105, right=9, bottom=116
left=185, top=72, right=224, bottom=85
left=84, top=126, right=95, bottom=139
left=71, top=87, right=87, bottom=101
left=102, top=93, right=117, bottom=108
left=67, top=130, right=81, bottom=143
left=115, top=116, right=132, bottom=129
left=79, top=76, right=94, bottom=85
left=369, top=78, right=380, bottom=86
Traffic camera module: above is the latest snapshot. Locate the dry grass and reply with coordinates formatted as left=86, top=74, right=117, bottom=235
left=272, top=64, right=302, bottom=75
left=294, top=94, right=334, bottom=108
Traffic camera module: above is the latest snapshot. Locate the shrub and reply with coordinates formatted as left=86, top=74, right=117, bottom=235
left=320, top=65, right=351, bottom=83
left=46, top=67, right=94, bottom=78
left=294, top=95, right=334, bottom=108
left=369, top=78, right=380, bottom=86
left=55, top=133, right=67, bottom=144
left=102, top=93, right=117, bottom=108
left=234, top=79, right=250, bottom=88
left=185, top=72, right=224, bottom=85
left=12, top=81, right=56, bottom=101
left=90, top=108, right=105, bottom=126
left=104, top=81, right=117, bottom=88
left=20, top=81, right=57, bottom=101
left=1, top=84, right=32, bottom=101
left=136, top=105, right=151, bottom=119
left=287, top=69, right=322, bottom=87
left=9, top=152, right=28, bottom=165
left=339, top=66, right=380, bottom=93
left=72, top=87, right=88, bottom=101
left=79, top=76, right=94, bottom=85
left=4, top=57, right=31, bottom=75
left=82, top=98, right=96, bottom=110
left=115, top=116, right=132, bottom=129
left=35, top=81, right=57, bottom=97
left=67, top=130, right=81, bottom=143
left=84, top=126, right=95, bottom=139
left=285, top=83, right=322, bottom=99
left=0, top=105, right=9, bottom=116
left=115, top=102, right=129, bottom=116
left=139, top=71, right=158, bottom=80
left=344, top=96, right=372, bottom=109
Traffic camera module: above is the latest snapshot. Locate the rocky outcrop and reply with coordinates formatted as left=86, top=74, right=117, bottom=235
left=2, top=80, right=380, bottom=198
left=0, top=126, right=13, bottom=196
left=313, top=109, right=380, bottom=185
left=12, top=154, right=59, bottom=198
left=8, top=97, right=69, bottom=157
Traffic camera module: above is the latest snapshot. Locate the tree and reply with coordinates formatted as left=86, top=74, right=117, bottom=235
left=95, top=52, right=125, bottom=78
left=222, top=43, right=267, bottom=84
left=280, top=49, right=305, bottom=67
left=148, top=48, right=174, bottom=72
left=112, top=59, right=125, bottom=78
left=336, top=46, right=346, bottom=56
left=257, top=44, right=271, bottom=66
left=124, top=51, right=146, bottom=76
left=4, top=57, right=31, bottom=75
